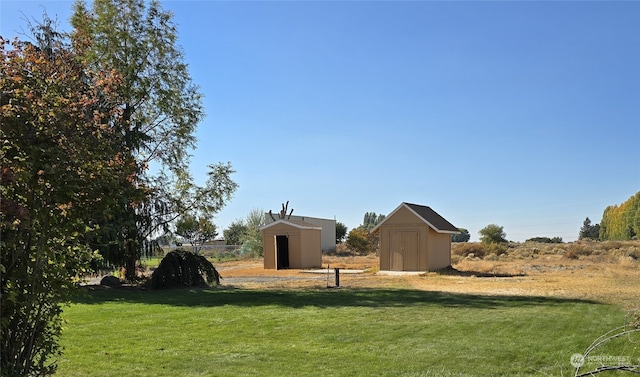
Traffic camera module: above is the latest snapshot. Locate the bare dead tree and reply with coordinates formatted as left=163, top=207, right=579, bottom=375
left=269, top=201, right=294, bottom=221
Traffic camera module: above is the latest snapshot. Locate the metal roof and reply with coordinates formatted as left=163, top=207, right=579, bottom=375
left=260, top=219, right=322, bottom=231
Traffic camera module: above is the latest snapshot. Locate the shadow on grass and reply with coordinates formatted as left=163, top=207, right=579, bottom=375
left=72, top=286, right=597, bottom=310
left=435, top=266, right=526, bottom=278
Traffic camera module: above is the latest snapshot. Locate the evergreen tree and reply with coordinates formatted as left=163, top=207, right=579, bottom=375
left=452, top=228, right=471, bottom=242
left=579, top=217, right=600, bottom=240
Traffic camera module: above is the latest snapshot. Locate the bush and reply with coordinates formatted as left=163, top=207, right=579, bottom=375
left=452, top=243, right=488, bottom=259
left=327, top=243, right=358, bottom=256
left=487, top=243, right=508, bottom=256
left=346, top=228, right=377, bottom=255
left=151, top=249, right=221, bottom=289
left=239, top=239, right=263, bottom=258
left=563, top=243, right=594, bottom=259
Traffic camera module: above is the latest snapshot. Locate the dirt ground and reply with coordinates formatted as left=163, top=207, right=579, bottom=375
left=214, top=254, right=640, bottom=310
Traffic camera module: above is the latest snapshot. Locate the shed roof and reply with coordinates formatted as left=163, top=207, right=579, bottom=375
left=371, top=202, right=459, bottom=234
left=260, top=219, right=322, bottom=231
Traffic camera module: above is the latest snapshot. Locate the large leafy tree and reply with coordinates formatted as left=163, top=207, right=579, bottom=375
left=175, top=214, right=217, bottom=254
left=478, top=224, right=507, bottom=244
left=0, top=23, right=127, bottom=375
left=71, top=0, right=236, bottom=279
left=240, top=208, right=267, bottom=257
left=71, top=0, right=203, bottom=171
left=599, top=192, right=640, bottom=241
left=223, top=219, right=248, bottom=246
left=222, top=210, right=266, bottom=257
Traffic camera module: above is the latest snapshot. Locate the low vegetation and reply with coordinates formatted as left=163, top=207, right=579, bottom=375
left=452, top=240, right=639, bottom=263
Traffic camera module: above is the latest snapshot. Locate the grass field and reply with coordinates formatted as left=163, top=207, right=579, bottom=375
left=56, top=242, right=640, bottom=376
left=56, top=286, right=631, bottom=376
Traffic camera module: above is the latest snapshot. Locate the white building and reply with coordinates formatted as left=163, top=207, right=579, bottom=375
left=264, top=214, right=336, bottom=252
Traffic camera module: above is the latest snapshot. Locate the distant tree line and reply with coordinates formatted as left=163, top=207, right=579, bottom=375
left=599, top=192, right=640, bottom=241
left=526, top=236, right=563, bottom=244
left=362, top=212, right=386, bottom=230
left=578, top=192, right=640, bottom=241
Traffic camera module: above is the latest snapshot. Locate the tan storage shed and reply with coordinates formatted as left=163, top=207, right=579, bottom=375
left=261, top=219, right=322, bottom=269
left=371, top=202, right=459, bottom=272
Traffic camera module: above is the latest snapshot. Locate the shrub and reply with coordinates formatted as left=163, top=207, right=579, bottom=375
left=487, top=243, right=508, bottom=256
left=452, top=243, right=488, bottom=259
left=346, top=228, right=377, bottom=255
left=327, top=243, right=358, bottom=256
left=151, top=249, right=221, bottom=289
left=563, top=243, right=594, bottom=259
left=239, top=239, right=263, bottom=258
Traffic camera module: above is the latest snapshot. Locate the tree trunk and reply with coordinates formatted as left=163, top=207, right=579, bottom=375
left=125, top=239, right=137, bottom=281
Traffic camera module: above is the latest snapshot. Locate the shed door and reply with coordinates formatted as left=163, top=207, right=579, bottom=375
left=276, top=235, right=289, bottom=269
left=389, top=231, right=418, bottom=271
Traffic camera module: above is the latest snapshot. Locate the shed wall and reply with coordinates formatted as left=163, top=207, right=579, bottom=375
left=300, top=229, right=322, bottom=268
left=378, top=206, right=452, bottom=271
left=262, top=233, right=276, bottom=269
left=427, top=228, right=452, bottom=270
left=261, top=222, right=321, bottom=269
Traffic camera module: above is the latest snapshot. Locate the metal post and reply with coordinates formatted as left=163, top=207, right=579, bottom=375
left=326, top=264, right=330, bottom=288
left=334, top=268, right=340, bottom=287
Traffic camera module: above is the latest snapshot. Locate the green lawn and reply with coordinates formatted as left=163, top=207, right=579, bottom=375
left=56, top=287, right=627, bottom=376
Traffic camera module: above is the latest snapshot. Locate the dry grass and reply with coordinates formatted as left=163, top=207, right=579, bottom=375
left=428, top=255, right=640, bottom=309
left=212, top=241, right=640, bottom=310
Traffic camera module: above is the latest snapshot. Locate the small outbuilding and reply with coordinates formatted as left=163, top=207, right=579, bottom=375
left=371, top=202, right=459, bottom=272
left=264, top=214, right=337, bottom=252
left=261, top=219, right=322, bottom=269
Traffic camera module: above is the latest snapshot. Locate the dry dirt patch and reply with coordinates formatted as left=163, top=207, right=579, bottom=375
left=213, top=254, right=640, bottom=309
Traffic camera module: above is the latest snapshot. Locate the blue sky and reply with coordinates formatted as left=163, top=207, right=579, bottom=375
left=2, top=1, right=639, bottom=242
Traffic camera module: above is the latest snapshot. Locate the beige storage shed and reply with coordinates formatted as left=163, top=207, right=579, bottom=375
left=261, top=219, right=322, bottom=269
left=371, top=202, right=459, bottom=271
